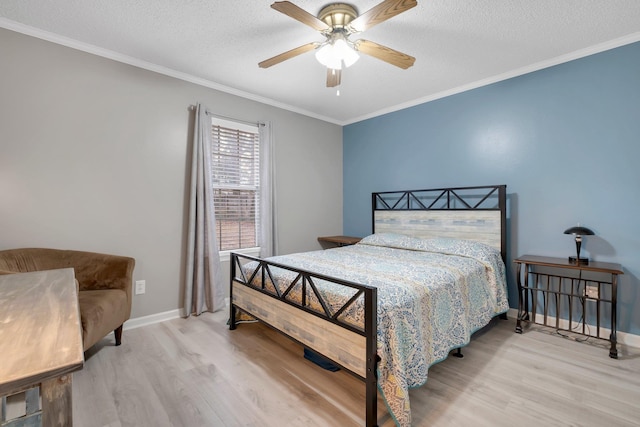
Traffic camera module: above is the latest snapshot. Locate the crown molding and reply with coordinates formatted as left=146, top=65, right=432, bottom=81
left=2, top=18, right=638, bottom=127
left=344, top=32, right=640, bottom=125
left=0, top=18, right=342, bottom=125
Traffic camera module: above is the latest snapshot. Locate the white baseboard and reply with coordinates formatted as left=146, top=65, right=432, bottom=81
left=124, top=309, right=182, bottom=330
left=123, top=307, right=639, bottom=349
left=507, top=308, right=640, bottom=349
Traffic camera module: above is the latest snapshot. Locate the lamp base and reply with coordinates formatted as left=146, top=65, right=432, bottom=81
left=568, top=256, right=589, bottom=265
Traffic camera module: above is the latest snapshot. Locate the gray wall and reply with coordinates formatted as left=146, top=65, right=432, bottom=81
left=0, top=28, right=343, bottom=319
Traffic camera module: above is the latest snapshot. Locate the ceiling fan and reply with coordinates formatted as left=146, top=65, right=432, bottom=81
left=259, top=0, right=417, bottom=88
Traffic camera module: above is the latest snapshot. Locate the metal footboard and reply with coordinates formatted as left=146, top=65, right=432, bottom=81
left=229, top=253, right=379, bottom=426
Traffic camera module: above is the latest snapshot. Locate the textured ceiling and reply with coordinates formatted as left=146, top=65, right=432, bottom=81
left=1, top=0, right=640, bottom=124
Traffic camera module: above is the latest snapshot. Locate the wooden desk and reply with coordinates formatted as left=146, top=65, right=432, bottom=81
left=0, top=268, right=84, bottom=426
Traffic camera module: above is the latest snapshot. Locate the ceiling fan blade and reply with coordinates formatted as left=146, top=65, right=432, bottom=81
left=350, top=0, right=417, bottom=32
left=355, top=39, right=415, bottom=69
left=271, top=1, right=330, bottom=32
left=259, top=43, right=317, bottom=68
left=326, top=68, right=342, bottom=87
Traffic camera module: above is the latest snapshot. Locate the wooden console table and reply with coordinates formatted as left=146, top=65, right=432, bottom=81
left=514, top=255, right=623, bottom=358
left=0, top=268, right=84, bottom=426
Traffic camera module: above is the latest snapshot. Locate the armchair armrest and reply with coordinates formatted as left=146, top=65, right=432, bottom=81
left=71, top=251, right=135, bottom=322
left=68, top=251, right=135, bottom=293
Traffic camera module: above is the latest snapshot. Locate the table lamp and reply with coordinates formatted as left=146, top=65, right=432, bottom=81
left=564, top=225, right=595, bottom=265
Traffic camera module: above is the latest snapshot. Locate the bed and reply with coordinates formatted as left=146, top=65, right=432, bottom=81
left=229, top=185, right=508, bottom=427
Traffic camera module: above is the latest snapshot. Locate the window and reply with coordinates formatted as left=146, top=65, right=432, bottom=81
left=210, top=118, right=260, bottom=252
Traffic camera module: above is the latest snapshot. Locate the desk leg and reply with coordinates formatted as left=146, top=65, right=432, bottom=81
left=41, top=375, right=73, bottom=427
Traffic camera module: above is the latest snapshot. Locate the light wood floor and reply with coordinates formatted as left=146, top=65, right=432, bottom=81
left=72, top=311, right=640, bottom=427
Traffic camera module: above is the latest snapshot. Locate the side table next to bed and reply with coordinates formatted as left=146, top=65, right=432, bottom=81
left=317, top=235, right=362, bottom=248
left=514, top=255, right=623, bottom=358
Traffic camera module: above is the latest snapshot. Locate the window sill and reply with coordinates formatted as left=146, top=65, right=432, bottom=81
left=219, top=247, right=261, bottom=262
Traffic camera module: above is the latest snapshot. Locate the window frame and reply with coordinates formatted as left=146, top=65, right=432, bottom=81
left=210, top=117, right=261, bottom=255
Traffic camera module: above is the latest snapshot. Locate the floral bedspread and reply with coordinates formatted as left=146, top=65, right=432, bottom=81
left=247, top=234, right=509, bottom=427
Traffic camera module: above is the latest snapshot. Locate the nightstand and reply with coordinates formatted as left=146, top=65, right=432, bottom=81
left=317, top=235, right=362, bottom=248
left=514, top=255, right=623, bottom=358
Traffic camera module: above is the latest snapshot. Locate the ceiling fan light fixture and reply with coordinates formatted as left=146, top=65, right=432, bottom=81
left=336, top=38, right=359, bottom=67
left=315, top=35, right=359, bottom=69
left=315, top=43, right=342, bottom=69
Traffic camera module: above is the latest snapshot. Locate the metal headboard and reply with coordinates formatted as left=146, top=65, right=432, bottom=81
left=372, top=185, right=507, bottom=262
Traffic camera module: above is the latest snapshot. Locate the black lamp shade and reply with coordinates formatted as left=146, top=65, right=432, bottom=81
left=564, top=225, right=595, bottom=265
left=564, top=226, right=595, bottom=236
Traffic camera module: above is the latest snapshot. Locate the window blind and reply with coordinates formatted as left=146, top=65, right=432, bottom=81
left=211, top=120, right=260, bottom=251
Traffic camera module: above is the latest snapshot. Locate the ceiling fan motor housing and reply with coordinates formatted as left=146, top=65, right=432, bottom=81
left=318, top=3, right=358, bottom=30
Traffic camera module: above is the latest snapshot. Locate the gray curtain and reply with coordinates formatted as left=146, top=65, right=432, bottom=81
left=259, top=121, right=278, bottom=258
left=183, top=104, right=224, bottom=317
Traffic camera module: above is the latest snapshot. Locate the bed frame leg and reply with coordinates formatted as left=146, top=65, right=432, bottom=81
left=452, top=348, right=463, bottom=358
left=499, top=312, right=508, bottom=320
left=366, top=355, right=381, bottom=427
left=229, top=305, right=237, bottom=330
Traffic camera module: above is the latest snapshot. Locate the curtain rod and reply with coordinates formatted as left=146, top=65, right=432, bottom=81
left=188, top=104, right=263, bottom=127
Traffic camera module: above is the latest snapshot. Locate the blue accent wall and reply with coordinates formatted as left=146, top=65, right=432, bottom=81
left=343, top=42, right=640, bottom=335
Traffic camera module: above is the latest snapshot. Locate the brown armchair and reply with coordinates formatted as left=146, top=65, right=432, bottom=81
left=0, top=248, right=135, bottom=351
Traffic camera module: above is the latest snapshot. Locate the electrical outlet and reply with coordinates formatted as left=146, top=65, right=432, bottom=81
left=584, top=285, right=599, bottom=299
left=135, top=280, right=146, bottom=295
